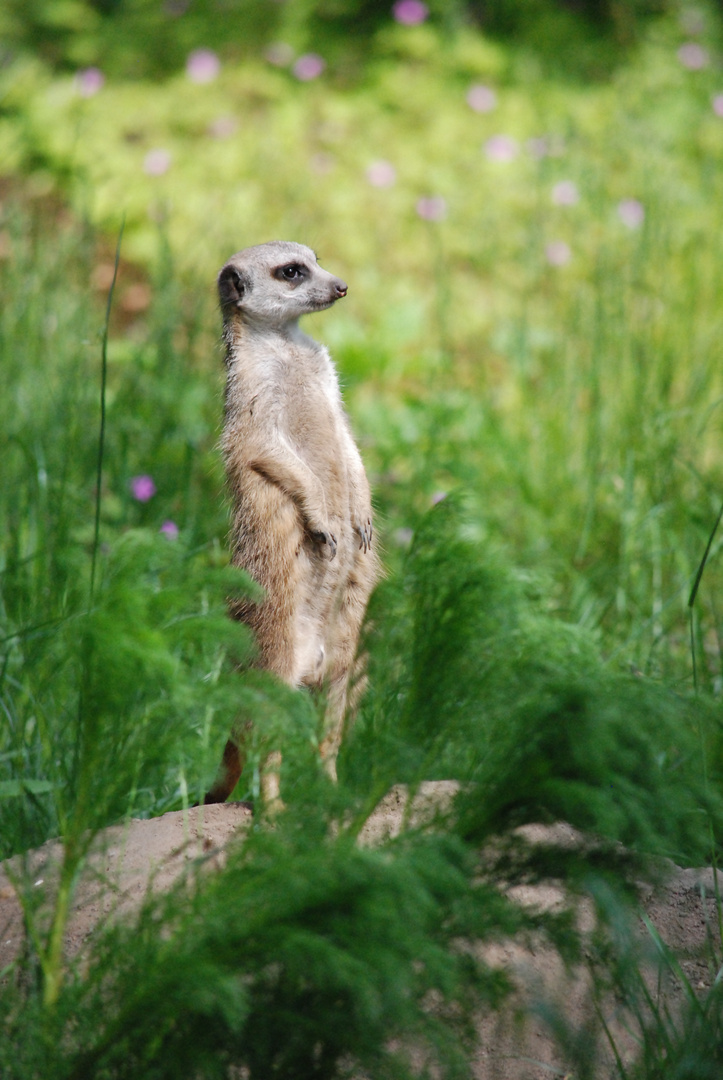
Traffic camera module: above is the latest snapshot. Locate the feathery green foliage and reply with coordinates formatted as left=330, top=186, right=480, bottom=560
left=1, top=819, right=529, bottom=1080
left=344, top=497, right=723, bottom=862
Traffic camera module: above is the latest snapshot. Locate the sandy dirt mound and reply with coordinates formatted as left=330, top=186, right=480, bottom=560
left=1, top=784, right=720, bottom=1079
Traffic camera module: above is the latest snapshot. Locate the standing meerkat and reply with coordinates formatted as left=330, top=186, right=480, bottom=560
left=204, top=241, right=380, bottom=805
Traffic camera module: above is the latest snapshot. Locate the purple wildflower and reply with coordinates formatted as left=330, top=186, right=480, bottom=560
left=392, top=0, right=429, bottom=25
left=545, top=241, right=571, bottom=267
left=293, top=54, right=325, bottom=81
left=186, top=48, right=220, bottom=84
left=484, top=135, right=518, bottom=163
left=416, top=196, right=447, bottom=221
left=466, top=84, right=497, bottom=113
left=713, top=95, right=723, bottom=117
left=618, top=199, right=645, bottom=229
left=76, top=68, right=104, bottom=97
left=130, top=475, right=156, bottom=502
left=551, top=180, right=579, bottom=206
left=144, top=149, right=172, bottom=176
left=366, top=160, right=397, bottom=188
left=160, top=520, right=179, bottom=539
left=678, top=42, right=708, bottom=69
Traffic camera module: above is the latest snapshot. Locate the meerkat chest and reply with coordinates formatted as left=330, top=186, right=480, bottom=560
left=281, top=346, right=344, bottom=428
left=231, top=339, right=347, bottom=466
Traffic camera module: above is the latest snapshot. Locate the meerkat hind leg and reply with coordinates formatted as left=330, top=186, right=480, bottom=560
left=317, top=578, right=370, bottom=780
left=204, top=736, right=245, bottom=804
left=204, top=734, right=283, bottom=812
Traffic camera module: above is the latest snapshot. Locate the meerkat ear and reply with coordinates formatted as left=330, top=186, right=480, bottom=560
left=218, top=264, right=251, bottom=308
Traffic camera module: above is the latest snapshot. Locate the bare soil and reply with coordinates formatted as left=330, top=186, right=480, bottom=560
left=1, top=782, right=720, bottom=1079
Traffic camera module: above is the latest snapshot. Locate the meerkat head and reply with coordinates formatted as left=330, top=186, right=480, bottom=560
left=218, top=241, right=347, bottom=330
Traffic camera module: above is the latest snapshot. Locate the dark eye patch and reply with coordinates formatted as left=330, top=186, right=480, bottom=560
left=273, top=262, right=308, bottom=284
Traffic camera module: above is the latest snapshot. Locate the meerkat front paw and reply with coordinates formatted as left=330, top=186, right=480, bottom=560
left=310, top=529, right=338, bottom=560
left=352, top=511, right=373, bottom=553
left=357, top=519, right=373, bottom=553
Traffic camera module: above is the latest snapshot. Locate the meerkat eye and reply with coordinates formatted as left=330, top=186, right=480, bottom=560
left=275, top=263, right=307, bottom=283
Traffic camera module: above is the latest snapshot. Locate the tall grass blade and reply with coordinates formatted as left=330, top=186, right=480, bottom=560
left=90, top=216, right=124, bottom=600
left=688, top=500, right=723, bottom=693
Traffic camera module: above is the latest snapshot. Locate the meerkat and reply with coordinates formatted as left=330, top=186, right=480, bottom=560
left=204, top=241, right=380, bottom=805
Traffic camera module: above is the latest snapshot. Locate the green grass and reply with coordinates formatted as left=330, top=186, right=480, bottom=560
left=3, top=3, right=723, bottom=1075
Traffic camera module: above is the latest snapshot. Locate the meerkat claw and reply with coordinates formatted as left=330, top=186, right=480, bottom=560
left=357, top=520, right=373, bottom=552
left=312, top=530, right=337, bottom=559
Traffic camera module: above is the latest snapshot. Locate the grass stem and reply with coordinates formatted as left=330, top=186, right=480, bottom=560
left=90, top=218, right=124, bottom=600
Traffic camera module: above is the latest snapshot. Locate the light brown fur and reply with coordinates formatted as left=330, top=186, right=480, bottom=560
left=204, top=242, right=380, bottom=805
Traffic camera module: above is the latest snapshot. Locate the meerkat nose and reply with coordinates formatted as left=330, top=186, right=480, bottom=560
left=333, top=279, right=348, bottom=297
